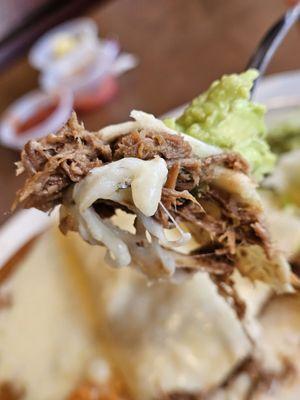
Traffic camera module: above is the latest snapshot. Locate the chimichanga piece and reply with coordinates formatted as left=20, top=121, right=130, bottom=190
left=14, top=71, right=292, bottom=291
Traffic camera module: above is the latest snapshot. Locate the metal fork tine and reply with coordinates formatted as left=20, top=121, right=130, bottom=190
left=247, top=4, right=300, bottom=97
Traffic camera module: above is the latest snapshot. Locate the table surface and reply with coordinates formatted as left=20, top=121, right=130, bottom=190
left=0, top=0, right=299, bottom=225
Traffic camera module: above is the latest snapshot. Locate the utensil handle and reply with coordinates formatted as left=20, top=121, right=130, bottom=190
left=247, top=4, right=300, bottom=96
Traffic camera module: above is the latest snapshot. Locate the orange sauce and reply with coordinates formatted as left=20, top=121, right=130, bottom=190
left=74, top=76, right=118, bottom=112
left=15, top=103, right=57, bottom=135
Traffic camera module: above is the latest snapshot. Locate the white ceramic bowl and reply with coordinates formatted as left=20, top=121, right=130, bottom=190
left=29, top=18, right=99, bottom=74
left=40, top=39, right=119, bottom=94
left=0, top=89, right=73, bottom=149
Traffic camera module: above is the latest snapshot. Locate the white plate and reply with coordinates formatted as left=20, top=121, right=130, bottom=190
left=254, top=70, right=300, bottom=107
left=255, top=71, right=300, bottom=130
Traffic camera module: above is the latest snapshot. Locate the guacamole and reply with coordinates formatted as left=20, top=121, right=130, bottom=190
left=268, top=123, right=300, bottom=155
left=264, top=149, right=300, bottom=207
left=165, top=69, right=276, bottom=181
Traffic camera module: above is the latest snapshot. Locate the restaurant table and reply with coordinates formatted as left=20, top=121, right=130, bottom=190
left=0, top=0, right=299, bottom=225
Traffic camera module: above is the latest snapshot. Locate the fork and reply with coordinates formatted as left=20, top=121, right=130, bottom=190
left=246, top=3, right=300, bottom=97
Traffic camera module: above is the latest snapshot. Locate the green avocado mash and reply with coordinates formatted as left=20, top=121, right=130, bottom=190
left=264, top=149, right=300, bottom=207
left=265, top=121, right=300, bottom=207
left=165, top=69, right=276, bottom=181
left=267, top=123, right=300, bottom=155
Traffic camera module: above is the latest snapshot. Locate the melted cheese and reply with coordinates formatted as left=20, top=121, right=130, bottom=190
left=102, top=272, right=250, bottom=398
left=60, top=225, right=251, bottom=399
left=0, top=229, right=97, bottom=400
left=213, top=295, right=300, bottom=400
left=73, top=157, right=168, bottom=217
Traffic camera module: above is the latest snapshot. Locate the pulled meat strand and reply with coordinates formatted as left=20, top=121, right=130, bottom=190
left=113, top=129, right=192, bottom=160
left=157, top=185, right=270, bottom=270
left=201, top=152, right=249, bottom=174
left=15, top=113, right=112, bottom=211
left=170, top=158, right=201, bottom=191
left=165, top=162, right=180, bottom=190
left=159, top=392, right=203, bottom=399
left=290, top=253, right=300, bottom=273
left=218, top=356, right=295, bottom=400
left=173, top=251, right=234, bottom=275
left=114, top=130, right=202, bottom=191
left=210, top=274, right=246, bottom=319
left=15, top=114, right=271, bottom=279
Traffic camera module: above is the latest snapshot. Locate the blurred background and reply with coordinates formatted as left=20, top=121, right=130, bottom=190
left=0, top=0, right=299, bottom=225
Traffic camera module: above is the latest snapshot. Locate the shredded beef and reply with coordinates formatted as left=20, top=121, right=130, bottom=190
left=174, top=250, right=235, bottom=276
left=165, top=162, right=181, bottom=190
left=244, top=358, right=295, bottom=400
left=113, top=130, right=202, bottom=192
left=15, top=113, right=270, bottom=279
left=113, top=130, right=192, bottom=160
left=167, top=159, right=202, bottom=191
left=15, top=115, right=246, bottom=216
left=156, top=181, right=270, bottom=271
left=290, top=252, right=300, bottom=277
left=203, top=153, right=249, bottom=174
left=211, top=274, right=246, bottom=319
left=217, top=356, right=295, bottom=400
left=159, top=393, right=202, bottom=400
left=15, top=113, right=112, bottom=211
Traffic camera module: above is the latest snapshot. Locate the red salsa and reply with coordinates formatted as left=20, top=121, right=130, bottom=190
left=15, top=102, right=57, bottom=135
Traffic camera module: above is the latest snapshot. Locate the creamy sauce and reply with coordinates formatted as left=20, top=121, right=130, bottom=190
left=102, top=272, right=250, bottom=398
left=0, top=229, right=96, bottom=400
left=62, top=223, right=251, bottom=400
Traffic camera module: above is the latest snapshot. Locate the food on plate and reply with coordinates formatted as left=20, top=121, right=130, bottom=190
left=59, top=230, right=257, bottom=399
left=68, top=230, right=300, bottom=400
left=0, top=228, right=97, bottom=399
left=263, top=121, right=300, bottom=207
left=259, top=117, right=300, bottom=277
left=264, top=149, right=300, bottom=207
left=14, top=72, right=293, bottom=290
left=2, top=221, right=300, bottom=400
left=3, top=67, right=300, bottom=398
left=268, top=122, right=300, bottom=155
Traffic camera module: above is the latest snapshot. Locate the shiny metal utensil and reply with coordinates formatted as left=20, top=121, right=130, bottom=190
left=247, top=3, right=300, bottom=96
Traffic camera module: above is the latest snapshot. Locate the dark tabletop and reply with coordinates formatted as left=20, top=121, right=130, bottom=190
left=0, top=0, right=299, bottom=225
